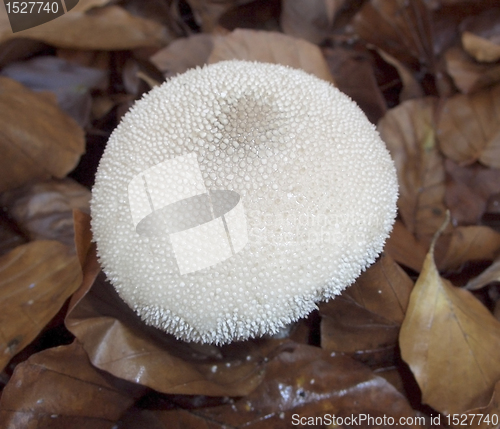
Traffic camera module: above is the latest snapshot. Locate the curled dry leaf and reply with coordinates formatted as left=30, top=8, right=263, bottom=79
left=466, top=258, right=500, bottom=291
left=0, top=5, right=169, bottom=50
left=437, top=226, right=500, bottom=272
left=150, top=34, right=214, bottom=79
left=66, top=214, right=270, bottom=397
left=0, top=179, right=91, bottom=252
left=0, top=341, right=145, bottom=428
left=353, top=0, right=435, bottom=73
left=0, top=241, right=81, bottom=372
left=444, top=159, right=500, bottom=225
left=0, top=77, right=84, bottom=193
left=320, top=255, right=413, bottom=366
left=437, top=84, right=500, bottom=168
left=376, top=50, right=424, bottom=102
left=463, top=32, right=500, bottom=63
left=134, top=343, right=419, bottom=428
left=208, top=29, right=334, bottom=83
left=281, top=0, right=344, bottom=44
left=378, top=97, right=447, bottom=246
left=445, top=45, right=500, bottom=94
left=400, top=232, right=500, bottom=414
left=460, top=7, right=500, bottom=63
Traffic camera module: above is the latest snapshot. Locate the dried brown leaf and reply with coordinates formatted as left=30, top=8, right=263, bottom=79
left=463, top=32, right=500, bottom=63
left=445, top=45, right=500, bottom=94
left=323, top=46, right=387, bottom=123
left=137, top=343, right=419, bottom=428
left=0, top=341, right=145, bottom=428
left=0, top=77, right=84, bottom=193
left=281, top=0, right=344, bottom=44
left=378, top=97, right=447, bottom=246
left=0, top=241, right=81, bottom=372
left=444, top=160, right=500, bottom=225
left=438, top=84, right=500, bottom=168
left=0, top=5, right=169, bottom=50
left=353, top=0, right=435, bottom=73
left=321, top=255, right=413, bottom=366
left=460, top=7, right=500, bottom=63
left=400, top=235, right=500, bottom=414
left=384, top=220, right=427, bottom=272
left=0, top=179, right=91, bottom=252
left=437, top=226, right=500, bottom=272
left=150, top=34, right=213, bottom=79
left=377, top=50, right=425, bottom=102
left=208, top=29, right=334, bottom=83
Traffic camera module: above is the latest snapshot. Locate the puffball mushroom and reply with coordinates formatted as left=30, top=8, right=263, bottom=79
left=91, top=60, right=398, bottom=344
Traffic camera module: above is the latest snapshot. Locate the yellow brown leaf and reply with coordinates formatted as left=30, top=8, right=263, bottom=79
left=400, top=231, right=500, bottom=414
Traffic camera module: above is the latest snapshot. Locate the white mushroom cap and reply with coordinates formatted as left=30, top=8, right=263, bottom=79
left=91, top=60, right=398, bottom=344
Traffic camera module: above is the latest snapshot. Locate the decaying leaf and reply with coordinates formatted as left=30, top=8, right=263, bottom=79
left=0, top=77, right=85, bottom=193
left=437, top=225, right=500, bottom=271
left=445, top=45, right=500, bottom=94
left=400, top=226, right=500, bottom=414
left=323, top=46, right=387, bottom=124
left=0, top=341, right=145, bottom=428
left=208, top=29, right=334, bottom=83
left=320, top=255, right=413, bottom=366
left=150, top=34, right=214, bottom=79
left=437, top=84, right=500, bottom=168
left=0, top=179, right=91, bottom=252
left=0, top=5, right=169, bottom=50
left=376, top=50, right=424, bottom=102
left=444, top=159, right=500, bottom=225
left=378, top=97, right=447, bottom=246
left=0, top=241, right=81, bottom=372
left=460, top=7, right=500, bottom=63
left=131, top=343, right=419, bottom=428
left=353, top=0, right=435, bottom=73
left=281, top=0, right=344, bottom=44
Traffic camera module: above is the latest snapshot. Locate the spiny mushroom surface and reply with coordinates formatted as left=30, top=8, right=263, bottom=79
left=91, top=60, right=398, bottom=344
